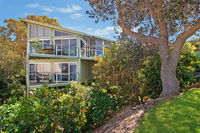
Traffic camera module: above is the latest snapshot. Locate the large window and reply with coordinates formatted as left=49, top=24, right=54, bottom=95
left=54, top=63, right=77, bottom=82
left=30, top=40, right=52, bottom=54
left=55, top=31, right=71, bottom=37
left=29, top=25, right=51, bottom=38
left=95, top=40, right=104, bottom=56
left=55, top=39, right=77, bottom=56
left=29, top=63, right=51, bottom=82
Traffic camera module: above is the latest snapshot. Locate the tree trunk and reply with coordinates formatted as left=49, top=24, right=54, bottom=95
left=159, top=57, right=180, bottom=97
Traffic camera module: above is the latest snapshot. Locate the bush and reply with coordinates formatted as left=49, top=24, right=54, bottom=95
left=0, top=82, right=119, bottom=132
left=85, top=90, right=118, bottom=129
left=93, top=42, right=154, bottom=105
left=137, top=56, right=162, bottom=99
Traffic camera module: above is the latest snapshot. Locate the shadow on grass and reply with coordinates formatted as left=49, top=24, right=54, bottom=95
left=134, top=89, right=200, bottom=133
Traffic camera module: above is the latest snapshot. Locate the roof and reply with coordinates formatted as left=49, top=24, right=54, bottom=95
left=20, top=18, right=114, bottom=42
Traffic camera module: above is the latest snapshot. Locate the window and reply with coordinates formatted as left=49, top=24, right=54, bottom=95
left=55, top=31, right=71, bottom=37
left=95, top=40, right=104, bottom=56
left=29, top=40, right=52, bottom=54
left=70, top=63, right=77, bottom=81
left=29, top=25, right=51, bottom=38
left=70, top=39, right=77, bottom=56
left=54, top=63, right=77, bottom=82
left=29, top=63, right=51, bottom=82
left=55, top=39, right=77, bottom=56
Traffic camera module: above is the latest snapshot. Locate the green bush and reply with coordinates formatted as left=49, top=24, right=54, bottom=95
left=85, top=90, right=118, bottom=129
left=0, top=82, right=119, bottom=132
left=138, top=56, right=162, bottom=99
left=93, top=42, right=154, bottom=105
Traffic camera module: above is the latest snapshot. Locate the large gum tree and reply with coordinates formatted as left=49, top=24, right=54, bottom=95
left=84, top=0, right=200, bottom=97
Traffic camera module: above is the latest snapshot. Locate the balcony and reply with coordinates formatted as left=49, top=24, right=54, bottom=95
left=29, top=62, right=78, bottom=88
left=29, top=44, right=78, bottom=58
left=29, top=39, right=104, bottom=59
left=80, top=47, right=103, bottom=58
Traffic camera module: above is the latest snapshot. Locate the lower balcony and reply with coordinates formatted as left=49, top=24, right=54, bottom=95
left=29, top=62, right=78, bottom=89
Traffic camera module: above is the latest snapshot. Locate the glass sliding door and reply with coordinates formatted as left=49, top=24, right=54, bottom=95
left=54, top=63, right=69, bottom=82
left=62, top=39, right=69, bottom=56
left=54, top=62, right=77, bottom=82
left=70, top=39, right=77, bottom=56
left=30, top=64, right=36, bottom=81
left=55, top=40, right=62, bottom=55
left=70, top=63, right=77, bottom=81
left=29, top=63, right=51, bottom=83
left=96, top=40, right=103, bottom=56
left=55, top=39, right=77, bottom=56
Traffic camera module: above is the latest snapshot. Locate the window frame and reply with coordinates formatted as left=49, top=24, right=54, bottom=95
left=29, top=63, right=51, bottom=82
left=54, top=62, right=78, bottom=83
left=54, top=38, right=78, bottom=57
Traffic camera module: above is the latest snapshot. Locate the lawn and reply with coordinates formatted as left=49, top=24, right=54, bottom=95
left=134, top=89, right=200, bottom=133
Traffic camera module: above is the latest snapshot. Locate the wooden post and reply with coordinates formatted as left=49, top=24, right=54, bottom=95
left=26, top=24, right=30, bottom=97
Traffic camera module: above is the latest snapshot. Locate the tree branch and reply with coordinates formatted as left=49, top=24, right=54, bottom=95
left=146, top=0, right=168, bottom=39
left=116, top=0, right=159, bottom=45
left=171, top=18, right=200, bottom=61
left=174, top=19, right=200, bottom=45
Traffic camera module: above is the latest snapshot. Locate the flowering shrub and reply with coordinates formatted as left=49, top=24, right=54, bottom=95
left=0, top=82, right=119, bottom=132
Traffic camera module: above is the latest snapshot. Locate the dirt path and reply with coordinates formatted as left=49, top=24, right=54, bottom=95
left=93, top=100, right=160, bottom=133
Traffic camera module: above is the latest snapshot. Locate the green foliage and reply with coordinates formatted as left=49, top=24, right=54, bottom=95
left=134, top=89, right=200, bottom=133
left=30, top=40, right=43, bottom=49
left=93, top=41, right=154, bottom=104
left=0, top=15, right=61, bottom=104
left=139, top=42, right=200, bottom=98
left=178, top=42, right=200, bottom=87
left=85, top=90, right=118, bottom=129
left=0, top=82, right=119, bottom=132
left=138, top=56, right=162, bottom=99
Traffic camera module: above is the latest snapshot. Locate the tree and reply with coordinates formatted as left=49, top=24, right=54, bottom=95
left=93, top=41, right=154, bottom=104
left=85, top=0, right=200, bottom=97
left=0, top=15, right=60, bottom=103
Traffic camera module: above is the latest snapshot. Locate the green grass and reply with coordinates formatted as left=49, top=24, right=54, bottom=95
left=134, top=89, right=200, bottom=133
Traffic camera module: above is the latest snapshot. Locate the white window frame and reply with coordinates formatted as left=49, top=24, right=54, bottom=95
left=29, top=63, right=51, bottom=82
left=54, top=38, right=78, bottom=57
left=29, top=24, right=51, bottom=39
left=54, top=62, right=78, bottom=83
left=95, top=40, right=104, bottom=57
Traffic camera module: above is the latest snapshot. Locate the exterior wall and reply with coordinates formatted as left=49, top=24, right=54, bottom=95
left=80, top=60, right=96, bottom=82
left=23, top=19, right=112, bottom=91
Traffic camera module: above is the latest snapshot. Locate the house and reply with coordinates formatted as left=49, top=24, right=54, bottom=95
left=21, top=19, right=113, bottom=96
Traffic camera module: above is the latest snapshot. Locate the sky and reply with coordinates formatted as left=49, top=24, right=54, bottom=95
left=0, top=0, right=117, bottom=40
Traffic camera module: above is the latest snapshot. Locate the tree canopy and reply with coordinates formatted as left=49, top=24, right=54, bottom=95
left=85, top=0, right=200, bottom=97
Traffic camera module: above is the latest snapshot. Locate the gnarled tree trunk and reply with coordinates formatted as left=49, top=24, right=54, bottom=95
left=158, top=39, right=181, bottom=97
left=160, top=57, right=180, bottom=97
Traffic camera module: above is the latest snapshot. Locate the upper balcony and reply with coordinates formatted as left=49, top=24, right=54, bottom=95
left=26, top=23, right=110, bottom=59
left=28, top=38, right=104, bottom=59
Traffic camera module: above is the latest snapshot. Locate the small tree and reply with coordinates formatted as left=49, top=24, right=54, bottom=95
left=93, top=41, right=154, bottom=104
left=85, top=0, right=200, bottom=97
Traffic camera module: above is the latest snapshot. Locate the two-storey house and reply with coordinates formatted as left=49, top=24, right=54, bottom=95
left=21, top=19, right=112, bottom=95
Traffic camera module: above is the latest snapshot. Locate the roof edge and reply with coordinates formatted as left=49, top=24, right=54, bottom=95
left=20, top=18, right=115, bottom=42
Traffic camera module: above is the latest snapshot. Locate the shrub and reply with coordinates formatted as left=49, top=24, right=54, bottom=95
left=93, top=42, right=154, bottom=104
left=85, top=90, right=118, bottom=129
left=0, top=83, right=89, bottom=132
left=0, top=82, right=119, bottom=132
